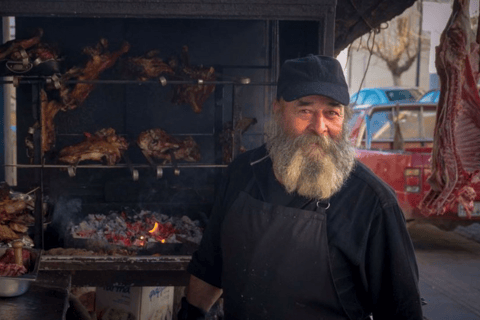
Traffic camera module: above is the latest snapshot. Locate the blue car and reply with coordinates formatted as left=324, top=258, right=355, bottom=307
left=418, top=89, right=440, bottom=103
left=350, top=87, right=424, bottom=107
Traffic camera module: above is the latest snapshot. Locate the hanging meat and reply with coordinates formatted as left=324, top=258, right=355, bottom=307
left=58, top=128, right=129, bottom=166
left=219, top=117, right=257, bottom=164
left=420, top=0, right=480, bottom=217
left=59, top=39, right=130, bottom=110
left=170, top=46, right=216, bottom=113
left=137, top=128, right=201, bottom=163
left=121, top=50, right=174, bottom=81
left=40, top=89, right=65, bottom=153
left=0, top=28, right=43, bottom=61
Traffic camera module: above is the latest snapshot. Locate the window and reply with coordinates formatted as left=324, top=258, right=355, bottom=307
left=398, top=109, right=421, bottom=139
left=423, top=110, right=436, bottom=139
left=363, top=92, right=381, bottom=105
left=370, top=110, right=393, bottom=140
left=385, top=89, right=418, bottom=102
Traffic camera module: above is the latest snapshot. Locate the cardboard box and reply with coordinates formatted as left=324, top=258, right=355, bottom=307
left=96, top=286, right=174, bottom=320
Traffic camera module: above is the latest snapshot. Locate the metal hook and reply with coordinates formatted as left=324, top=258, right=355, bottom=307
left=67, top=166, right=77, bottom=177
left=316, top=201, right=330, bottom=210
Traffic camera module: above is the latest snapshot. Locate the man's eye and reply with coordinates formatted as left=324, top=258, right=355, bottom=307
left=299, top=109, right=311, bottom=114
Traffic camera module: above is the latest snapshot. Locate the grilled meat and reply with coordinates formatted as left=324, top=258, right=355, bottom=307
left=59, top=128, right=129, bottom=166
left=0, top=263, right=27, bottom=277
left=122, top=50, right=174, bottom=81
left=40, top=89, right=65, bottom=153
left=60, top=39, right=130, bottom=110
left=137, top=128, right=201, bottom=163
left=220, top=118, right=257, bottom=163
left=0, top=200, right=28, bottom=224
left=0, top=28, right=43, bottom=61
left=170, top=46, right=216, bottom=113
left=0, top=225, right=19, bottom=242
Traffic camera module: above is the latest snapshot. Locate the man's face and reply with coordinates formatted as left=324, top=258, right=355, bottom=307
left=274, top=95, right=345, bottom=141
left=266, top=95, right=355, bottom=200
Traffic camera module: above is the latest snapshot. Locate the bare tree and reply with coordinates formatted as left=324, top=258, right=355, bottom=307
left=354, top=10, right=427, bottom=86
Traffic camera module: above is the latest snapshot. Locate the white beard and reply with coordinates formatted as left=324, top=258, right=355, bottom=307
left=266, top=115, right=356, bottom=200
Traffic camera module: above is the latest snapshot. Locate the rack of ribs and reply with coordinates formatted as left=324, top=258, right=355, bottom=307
left=137, top=128, right=201, bottom=163
left=420, top=0, right=480, bottom=217
left=59, top=39, right=130, bottom=110
left=58, top=128, right=129, bottom=166
left=170, top=46, right=216, bottom=113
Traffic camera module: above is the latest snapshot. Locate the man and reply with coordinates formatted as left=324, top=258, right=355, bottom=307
left=178, top=55, right=423, bottom=320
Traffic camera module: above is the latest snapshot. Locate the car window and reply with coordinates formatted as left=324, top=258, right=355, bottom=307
left=363, top=92, right=381, bottom=105
left=419, top=90, right=439, bottom=103
left=347, top=111, right=362, bottom=130
left=370, top=110, right=393, bottom=140
left=398, top=109, right=421, bottom=139
left=423, top=109, right=436, bottom=139
left=384, top=90, right=418, bottom=102
left=351, top=91, right=367, bottom=105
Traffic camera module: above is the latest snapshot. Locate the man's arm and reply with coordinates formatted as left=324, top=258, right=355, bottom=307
left=366, top=204, right=423, bottom=320
left=186, top=274, right=223, bottom=312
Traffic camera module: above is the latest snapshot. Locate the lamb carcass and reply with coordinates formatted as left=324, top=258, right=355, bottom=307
left=0, top=28, right=43, bottom=61
left=59, top=128, right=129, bottom=166
left=170, top=46, right=216, bottom=113
left=60, top=39, right=130, bottom=110
left=137, top=128, right=201, bottom=163
left=122, top=50, right=174, bottom=81
left=40, top=89, right=65, bottom=153
left=420, top=0, right=480, bottom=216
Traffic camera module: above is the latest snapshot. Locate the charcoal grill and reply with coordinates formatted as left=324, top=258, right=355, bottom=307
left=0, top=0, right=337, bottom=287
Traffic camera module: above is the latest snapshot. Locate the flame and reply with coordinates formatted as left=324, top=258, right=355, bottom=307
left=148, top=222, right=167, bottom=244
left=149, top=222, right=159, bottom=234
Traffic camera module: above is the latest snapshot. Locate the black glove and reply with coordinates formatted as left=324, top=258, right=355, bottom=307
left=177, top=297, right=207, bottom=320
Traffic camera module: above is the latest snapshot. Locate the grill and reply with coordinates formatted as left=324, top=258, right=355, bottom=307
left=0, top=0, right=336, bottom=287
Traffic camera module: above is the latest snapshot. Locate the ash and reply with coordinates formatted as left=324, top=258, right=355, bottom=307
left=68, top=210, right=203, bottom=248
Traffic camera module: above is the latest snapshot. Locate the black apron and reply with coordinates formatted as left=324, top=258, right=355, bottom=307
left=220, top=178, right=349, bottom=320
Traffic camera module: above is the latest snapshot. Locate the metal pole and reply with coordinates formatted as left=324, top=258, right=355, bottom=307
left=2, top=17, right=17, bottom=186
left=415, top=0, right=423, bottom=88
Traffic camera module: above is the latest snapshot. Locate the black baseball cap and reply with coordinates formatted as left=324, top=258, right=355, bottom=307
left=276, top=55, right=350, bottom=106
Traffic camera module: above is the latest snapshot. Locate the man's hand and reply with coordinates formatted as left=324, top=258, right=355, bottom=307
left=178, top=275, right=223, bottom=319
left=177, top=297, right=207, bottom=320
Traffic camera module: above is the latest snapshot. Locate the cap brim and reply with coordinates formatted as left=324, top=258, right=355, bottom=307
left=281, top=81, right=350, bottom=106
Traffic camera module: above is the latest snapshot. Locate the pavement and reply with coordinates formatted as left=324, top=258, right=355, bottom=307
left=408, top=223, right=480, bottom=320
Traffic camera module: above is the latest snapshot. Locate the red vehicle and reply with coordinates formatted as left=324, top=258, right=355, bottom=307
left=349, top=102, right=480, bottom=230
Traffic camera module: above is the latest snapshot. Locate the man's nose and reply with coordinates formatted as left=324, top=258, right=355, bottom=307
left=310, top=113, right=328, bottom=135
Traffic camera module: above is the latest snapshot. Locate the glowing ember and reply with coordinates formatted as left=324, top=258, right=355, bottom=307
left=149, top=222, right=159, bottom=234
left=70, top=210, right=203, bottom=248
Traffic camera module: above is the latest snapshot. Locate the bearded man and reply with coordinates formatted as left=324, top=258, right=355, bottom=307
left=178, top=55, right=423, bottom=320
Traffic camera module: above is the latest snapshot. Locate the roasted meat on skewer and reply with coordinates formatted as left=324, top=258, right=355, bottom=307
left=59, top=39, right=130, bottom=110
left=40, top=89, right=65, bottom=153
left=0, top=28, right=43, bottom=61
left=137, top=128, right=201, bottom=163
left=219, top=118, right=257, bottom=163
left=170, top=46, right=216, bottom=113
left=122, top=50, right=174, bottom=81
left=59, top=128, right=129, bottom=166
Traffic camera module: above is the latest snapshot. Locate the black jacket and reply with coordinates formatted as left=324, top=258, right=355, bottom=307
left=188, top=145, right=423, bottom=320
